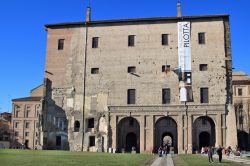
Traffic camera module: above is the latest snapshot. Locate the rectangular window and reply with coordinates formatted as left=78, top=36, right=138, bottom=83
left=128, top=35, right=135, bottom=47
left=162, top=65, right=171, bottom=72
left=92, top=37, right=99, bottom=48
left=200, top=88, right=209, bottom=103
left=128, top=66, right=136, bottom=73
left=162, top=34, right=169, bottom=45
left=89, top=136, right=95, bottom=146
left=25, top=110, right=30, bottom=118
left=58, top=39, right=64, bottom=50
left=25, top=122, right=30, bottom=129
left=25, top=132, right=29, bottom=137
left=15, top=132, right=19, bottom=136
left=198, top=33, right=205, bottom=44
left=199, top=64, right=208, bottom=71
left=162, top=89, right=171, bottom=104
left=15, top=122, right=19, bottom=128
left=238, top=88, right=243, bottom=96
left=91, top=68, right=99, bottom=74
left=127, top=89, right=136, bottom=104
left=88, top=118, right=94, bottom=128
left=56, top=136, right=61, bottom=146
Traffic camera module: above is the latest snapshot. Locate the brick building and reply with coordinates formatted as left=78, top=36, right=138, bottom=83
left=40, top=2, right=237, bottom=153
left=11, top=85, right=42, bottom=149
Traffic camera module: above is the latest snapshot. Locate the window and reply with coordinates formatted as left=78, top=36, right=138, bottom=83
left=127, top=89, right=136, bottom=104
left=25, top=140, right=29, bottom=148
left=162, top=89, right=171, bottom=104
left=15, top=132, right=19, bottom=137
left=162, top=65, right=171, bottom=72
left=88, top=118, right=94, bottom=128
left=238, top=88, right=243, bottom=96
left=25, top=110, right=30, bottom=118
left=36, top=132, right=38, bottom=137
left=15, top=122, right=19, bottom=128
left=74, top=121, right=80, bottom=132
left=25, top=132, right=29, bottom=137
left=198, top=33, right=205, bottom=44
left=25, top=122, right=30, bottom=129
left=199, top=64, right=208, bottom=71
left=36, top=122, right=39, bottom=128
left=128, top=35, right=135, bottom=47
left=128, top=66, right=136, bottom=73
left=89, top=136, right=95, bottom=146
left=91, top=68, right=99, bottom=74
left=162, top=34, right=169, bottom=45
left=56, top=136, right=61, bottom=146
left=58, top=39, right=64, bottom=50
left=200, top=88, right=209, bottom=103
left=92, top=37, right=99, bottom=48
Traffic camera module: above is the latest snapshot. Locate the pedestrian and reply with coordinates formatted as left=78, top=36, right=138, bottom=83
left=158, top=146, right=162, bottom=157
left=208, top=147, right=214, bottom=163
left=217, top=145, right=223, bottom=163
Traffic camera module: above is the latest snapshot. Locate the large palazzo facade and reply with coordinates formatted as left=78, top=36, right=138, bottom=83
left=40, top=4, right=237, bottom=153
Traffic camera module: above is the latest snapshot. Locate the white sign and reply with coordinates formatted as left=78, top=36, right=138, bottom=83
left=178, top=22, right=191, bottom=72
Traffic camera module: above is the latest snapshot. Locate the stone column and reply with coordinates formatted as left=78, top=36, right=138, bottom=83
left=183, top=115, right=188, bottom=154
left=187, top=115, right=193, bottom=154
left=178, top=114, right=184, bottom=153
left=216, top=114, right=222, bottom=147
left=146, top=115, right=154, bottom=153
left=222, top=114, right=227, bottom=147
left=110, top=115, right=117, bottom=151
left=139, top=115, right=145, bottom=153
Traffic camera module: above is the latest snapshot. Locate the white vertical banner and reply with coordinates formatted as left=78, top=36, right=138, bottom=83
left=178, top=22, right=191, bottom=72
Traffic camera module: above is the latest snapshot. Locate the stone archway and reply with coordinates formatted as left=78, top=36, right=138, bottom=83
left=117, top=117, right=140, bottom=153
left=237, top=131, right=249, bottom=150
left=154, top=117, right=177, bottom=153
left=193, top=116, right=215, bottom=152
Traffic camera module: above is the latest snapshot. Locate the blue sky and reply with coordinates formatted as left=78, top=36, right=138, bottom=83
left=0, top=0, right=249, bottom=113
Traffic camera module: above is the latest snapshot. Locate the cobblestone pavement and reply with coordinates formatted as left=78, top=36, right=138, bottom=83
left=151, top=155, right=174, bottom=166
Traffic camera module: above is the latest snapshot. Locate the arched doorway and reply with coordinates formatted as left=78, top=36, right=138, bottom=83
left=193, top=116, right=215, bottom=152
left=199, top=132, right=210, bottom=148
left=154, top=117, right=177, bottom=153
left=117, top=117, right=140, bottom=153
left=237, top=131, right=249, bottom=150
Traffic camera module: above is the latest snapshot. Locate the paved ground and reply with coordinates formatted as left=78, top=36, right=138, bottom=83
left=212, top=155, right=250, bottom=165
left=151, top=155, right=174, bottom=166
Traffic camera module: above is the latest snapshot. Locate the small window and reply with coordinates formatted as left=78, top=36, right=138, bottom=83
left=25, top=132, right=29, bottom=137
left=128, top=66, right=136, bottom=73
left=162, top=65, right=171, bottom=72
left=162, top=89, right=171, bottom=104
left=199, top=64, right=208, bottom=71
left=89, top=136, right=95, bottom=146
left=74, top=121, right=80, bottom=132
left=128, top=35, right=135, bottom=47
left=238, top=88, right=243, bottom=96
left=91, top=68, right=99, bottom=74
left=25, top=122, right=30, bottom=129
left=92, top=37, right=99, bottom=48
left=15, top=122, right=19, bottom=128
left=15, top=132, right=19, bottom=136
left=198, top=33, right=205, bottom=44
left=162, top=34, right=169, bottom=45
left=25, top=110, right=30, bottom=118
left=58, top=39, right=65, bottom=50
left=200, top=88, right=209, bottom=103
left=88, top=118, right=94, bottom=128
left=127, top=89, right=136, bottom=104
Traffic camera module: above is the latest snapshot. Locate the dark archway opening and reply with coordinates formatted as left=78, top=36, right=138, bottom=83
left=74, top=121, right=80, bottom=132
left=126, top=132, right=137, bottom=152
left=238, top=130, right=249, bottom=150
left=199, top=132, right=210, bottom=149
left=162, top=132, right=173, bottom=147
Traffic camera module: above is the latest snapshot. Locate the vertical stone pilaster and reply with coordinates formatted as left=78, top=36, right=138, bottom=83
left=216, top=114, right=222, bottom=146
left=139, top=115, right=145, bottom=153
left=110, top=115, right=117, bottom=150
left=183, top=115, right=188, bottom=153
left=146, top=115, right=154, bottom=152
left=222, top=114, right=227, bottom=147
left=178, top=114, right=184, bottom=153
left=187, top=115, right=193, bottom=154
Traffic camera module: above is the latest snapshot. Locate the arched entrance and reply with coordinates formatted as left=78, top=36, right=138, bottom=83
left=117, top=117, right=140, bottom=153
left=238, top=131, right=249, bottom=150
left=193, top=116, right=215, bottom=152
left=154, top=117, right=177, bottom=153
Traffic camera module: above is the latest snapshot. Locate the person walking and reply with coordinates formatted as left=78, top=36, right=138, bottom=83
left=208, top=147, right=214, bottom=163
left=217, top=145, right=223, bottom=163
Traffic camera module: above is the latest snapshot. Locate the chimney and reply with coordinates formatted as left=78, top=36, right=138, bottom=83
left=86, top=7, right=91, bottom=23
left=177, top=1, right=182, bottom=17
